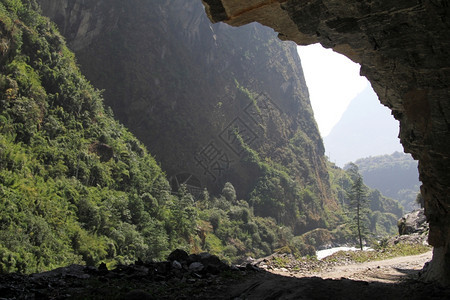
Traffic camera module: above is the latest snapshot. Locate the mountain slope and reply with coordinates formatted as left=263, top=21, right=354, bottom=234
left=1, top=0, right=290, bottom=273
left=0, top=0, right=199, bottom=272
left=0, top=0, right=346, bottom=274
left=37, top=0, right=338, bottom=233
left=324, top=85, right=402, bottom=167
left=328, top=163, right=403, bottom=238
left=354, top=152, right=420, bottom=212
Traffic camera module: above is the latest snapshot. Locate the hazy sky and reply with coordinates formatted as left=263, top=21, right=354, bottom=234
left=297, top=44, right=368, bottom=137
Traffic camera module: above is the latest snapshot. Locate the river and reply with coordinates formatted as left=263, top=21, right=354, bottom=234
left=316, top=246, right=372, bottom=260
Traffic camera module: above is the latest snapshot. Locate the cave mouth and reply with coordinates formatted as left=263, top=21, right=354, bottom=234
left=202, top=0, right=450, bottom=286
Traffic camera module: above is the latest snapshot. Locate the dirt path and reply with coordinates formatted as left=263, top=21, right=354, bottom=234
left=226, top=251, right=450, bottom=300
left=268, top=251, right=433, bottom=283
left=315, top=251, right=432, bottom=283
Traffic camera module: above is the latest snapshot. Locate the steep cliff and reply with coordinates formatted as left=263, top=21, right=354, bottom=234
left=0, top=0, right=198, bottom=272
left=2, top=0, right=328, bottom=272
left=37, top=0, right=337, bottom=233
left=202, top=0, right=450, bottom=285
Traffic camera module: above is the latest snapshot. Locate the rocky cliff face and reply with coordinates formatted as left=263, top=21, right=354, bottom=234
left=37, top=0, right=335, bottom=232
left=36, top=0, right=118, bottom=52
left=201, top=0, right=450, bottom=285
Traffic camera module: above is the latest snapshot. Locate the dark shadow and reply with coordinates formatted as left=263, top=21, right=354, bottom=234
left=1, top=264, right=449, bottom=299
left=227, top=268, right=450, bottom=300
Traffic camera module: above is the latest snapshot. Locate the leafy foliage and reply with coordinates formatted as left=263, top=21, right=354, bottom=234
left=0, top=0, right=199, bottom=273
left=0, top=1, right=328, bottom=272
left=229, top=116, right=332, bottom=235
left=0, top=1, right=413, bottom=274
left=195, top=182, right=317, bottom=263
left=328, top=161, right=404, bottom=246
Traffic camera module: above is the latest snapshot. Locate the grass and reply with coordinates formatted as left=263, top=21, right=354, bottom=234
left=272, top=256, right=290, bottom=268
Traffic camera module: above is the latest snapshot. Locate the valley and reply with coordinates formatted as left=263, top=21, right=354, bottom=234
left=1, top=0, right=448, bottom=292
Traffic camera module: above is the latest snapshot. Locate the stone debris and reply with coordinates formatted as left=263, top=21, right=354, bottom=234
left=0, top=249, right=256, bottom=299
left=248, top=252, right=327, bottom=276
left=1, top=248, right=448, bottom=299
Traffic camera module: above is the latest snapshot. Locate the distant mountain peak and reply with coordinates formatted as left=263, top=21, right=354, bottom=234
left=324, top=85, right=402, bottom=167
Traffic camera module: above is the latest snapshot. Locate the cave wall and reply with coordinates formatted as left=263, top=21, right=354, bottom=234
left=201, top=0, right=450, bottom=285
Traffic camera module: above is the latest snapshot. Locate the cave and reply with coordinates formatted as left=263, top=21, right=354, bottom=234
left=201, top=0, right=450, bottom=285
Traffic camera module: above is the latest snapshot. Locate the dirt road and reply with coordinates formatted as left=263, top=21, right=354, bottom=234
left=260, top=251, right=433, bottom=283
left=227, top=251, right=450, bottom=300
left=316, top=251, right=432, bottom=283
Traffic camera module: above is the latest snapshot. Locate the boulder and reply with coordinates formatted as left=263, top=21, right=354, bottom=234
left=188, top=262, right=205, bottom=272
left=167, top=249, right=189, bottom=262
left=398, top=209, right=428, bottom=236
left=172, top=260, right=182, bottom=270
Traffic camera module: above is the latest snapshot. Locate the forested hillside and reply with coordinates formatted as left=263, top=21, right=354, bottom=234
left=353, top=152, right=420, bottom=212
left=283, top=163, right=405, bottom=249
left=36, top=0, right=340, bottom=235
left=0, top=0, right=337, bottom=273
left=0, top=0, right=199, bottom=272
left=0, top=0, right=411, bottom=275
left=328, top=163, right=404, bottom=239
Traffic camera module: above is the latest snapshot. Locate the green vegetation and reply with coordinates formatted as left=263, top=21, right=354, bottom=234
left=68, top=0, right=337, bottom=241
left=232, top=84, right=340, bottom=236
left=195, top=181, right=319, bottom=264
left=0, top=1, right=325, bottom=273
left=353, top=152, right=420, bottom=212
left=0, top=0, right=199, bottom=273
left=0, top=0, right=420, bottom=276
left=328, top=161, right=404, bottom=245
left=346, top=164, right=369, bottom=250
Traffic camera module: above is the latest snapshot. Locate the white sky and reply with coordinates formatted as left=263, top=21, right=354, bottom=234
left=297, top=44, right=369, bottom=137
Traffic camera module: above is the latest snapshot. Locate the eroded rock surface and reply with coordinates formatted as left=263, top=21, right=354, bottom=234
left=202, top=0, right=450, bottom=285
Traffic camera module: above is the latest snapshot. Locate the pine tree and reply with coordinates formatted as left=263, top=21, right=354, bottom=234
left=347, top=163, right=369, bottom=250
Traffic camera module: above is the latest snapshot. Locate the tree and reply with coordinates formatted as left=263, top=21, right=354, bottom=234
left=347, top=163, right=369, bottom=250
left=222, top=182, right=237, bottom=203
left=170, top=184, right=197, bottom=240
